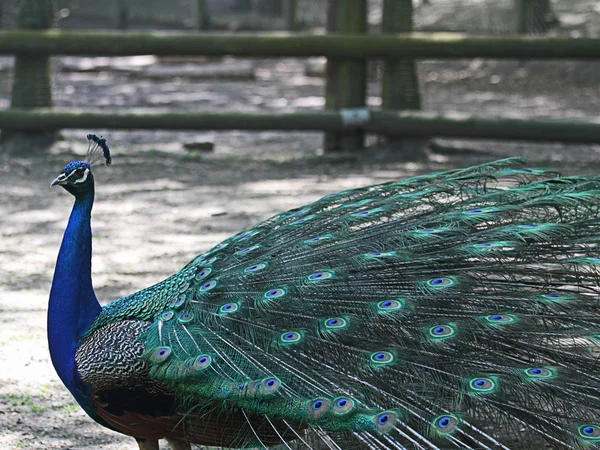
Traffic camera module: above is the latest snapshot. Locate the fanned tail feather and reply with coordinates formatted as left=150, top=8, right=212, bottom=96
left=93, top=158, right=600, bottom=449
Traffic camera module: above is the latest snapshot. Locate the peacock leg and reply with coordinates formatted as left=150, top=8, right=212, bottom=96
left=165, top=438, right=191, bottom=450
left=135, top=438, right=159, bottom=450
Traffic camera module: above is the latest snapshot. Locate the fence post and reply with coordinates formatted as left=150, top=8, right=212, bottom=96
left=381, top=0, right=426, bottom=160
left=516, top=0, right=557, bottom=33
left=193, top=0, right=210, bottom=31
left=516, top=0, right=534, bottom=33
left=116, top=0, right=129, bottom=30
left=257, top=0, right=282, bottom=16
left=324, top=0, right=367, bottom=151
left=285, top=0, right=298, bottom=31
left=1, top=0, right=56, bottom=151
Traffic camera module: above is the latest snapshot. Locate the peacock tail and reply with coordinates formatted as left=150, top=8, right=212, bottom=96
left=72, top=157, right=600, bottom=449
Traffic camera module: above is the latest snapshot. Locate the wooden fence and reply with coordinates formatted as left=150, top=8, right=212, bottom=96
left=2, top=3, right=600, bottom=152
left=2, top=109, right=600, bottom=144
left=4, top=30, right=599, bottom=59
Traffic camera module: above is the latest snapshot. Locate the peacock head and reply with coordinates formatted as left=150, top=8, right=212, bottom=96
left=51, top=161, right=94, bottom=196
left=50, top=134, right=111, bottom=197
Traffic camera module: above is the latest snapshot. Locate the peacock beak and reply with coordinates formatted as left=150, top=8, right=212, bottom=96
left=51, top=174, right=68, bottom=187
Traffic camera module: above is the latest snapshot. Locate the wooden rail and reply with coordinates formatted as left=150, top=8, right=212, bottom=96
left=2, top=29, right=600, bottom=149
left=2, top=108, right=600, bottom=143
left=1, top=30, right=600, bottom=59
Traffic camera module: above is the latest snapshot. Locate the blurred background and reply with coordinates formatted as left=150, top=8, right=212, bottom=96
left=1, top=1, right=600, bottom=449
left=1, top=0, right=599, bottom=157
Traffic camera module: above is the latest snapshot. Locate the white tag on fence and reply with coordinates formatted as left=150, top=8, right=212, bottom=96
left=340, top=108, right=370, bottom=127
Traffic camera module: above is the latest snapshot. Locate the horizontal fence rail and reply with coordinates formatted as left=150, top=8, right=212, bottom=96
left=2, top=108, right=600, bottom=143
left=1, top=31, right=600, bottom=59
left=3, top=30, right=600, bottom=146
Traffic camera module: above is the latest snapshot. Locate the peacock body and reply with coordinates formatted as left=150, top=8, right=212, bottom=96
left=49, top=137, right=600, bottom=450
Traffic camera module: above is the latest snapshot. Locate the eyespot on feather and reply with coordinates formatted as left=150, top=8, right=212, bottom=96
left=246, top=381, right=262, bottom=395
left=469, top=377, right=496, bottom=393
left=307, top=271, right=335, bottom=282
left=373, top=411, right=397, bottom=432
left=199, top=279, right=218, bottom=293
left=540, top=293, right=571, bottom=303
left=219, top=302, right=239, bottom=315
left=350, top=208, right=383, bottom=218
left=264, top=288, right=286, bottom=299
left=433, top=415, right=458, bottom=434
left=485, top=314, right=516, bottom=324
left=177, top=311, right=194, bottom=323
left=280, top=331, right=302, bottom=344
left=200, top=256, right=217, bottom=266
left=370, top=351, right=394, bottom=364
left=324, top=317, right=348, bottom=330
left=244, top=262, right=268, bottom=273
left=333, top=397, right=355, bottom=414
left=151, top=347, right=172, bottom=364
left=195, top=267, right=212, bottom=281
left=261, top=377, right=281, bottom=394
left=159, top=310, right=174, bottom=321
left=194, top=355, right=212, bottom=370
left=307, top=398, right=330, bottom=419
left=524, top=367, right=554, bottom=379
left=429, top=325, right=456, bottom=339
left=427, top=277, right=455, bottom=287
left=377, top=299, right=403, bottom=311
left=579, top=425, right=600, bottom=440
left=171, top=294, right=186, bottom=309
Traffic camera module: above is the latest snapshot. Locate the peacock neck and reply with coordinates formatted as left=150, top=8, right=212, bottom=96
left=48, top=187, right=101, bottom=396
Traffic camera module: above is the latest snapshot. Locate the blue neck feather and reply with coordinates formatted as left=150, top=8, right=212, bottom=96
left=48, top=187, right=101, bottom=401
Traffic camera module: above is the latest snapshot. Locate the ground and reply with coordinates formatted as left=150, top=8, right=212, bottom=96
left=2, top=144, right=600, bottom=450
left=2, top=48, right=600, bottom=450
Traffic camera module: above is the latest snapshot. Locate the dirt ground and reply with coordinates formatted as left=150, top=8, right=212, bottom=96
left=1, top=144, right=600, bottom=450
left=2, top=50, right=600, bottom=449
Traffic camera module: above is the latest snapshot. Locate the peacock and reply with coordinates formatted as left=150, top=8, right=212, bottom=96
left=48, top=134, right=600, bottom=450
